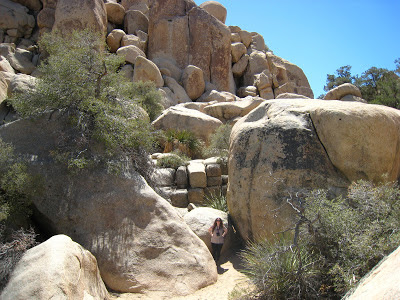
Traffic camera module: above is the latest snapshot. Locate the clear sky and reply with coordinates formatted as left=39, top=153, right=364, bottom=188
left=196, top=0, right=400, bottom=97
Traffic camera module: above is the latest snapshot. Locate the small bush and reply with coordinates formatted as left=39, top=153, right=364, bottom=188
left=160, top=129, right=203, bottom=159
left=156, top=152, right=190, bottom=169
left=0, top=139, right=39, bottom=227
left=241, top=236, right=321, bottom=299
left=240, top=180, right=400, bottom=299
left=204, top=124, right=232, bottom=158
left=0, top=226, right=37, bottom=290
left=204, top=191, right=228, bottom=212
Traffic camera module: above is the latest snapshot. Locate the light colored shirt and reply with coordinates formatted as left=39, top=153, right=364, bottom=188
left=210, top=225, right=227, bottom=244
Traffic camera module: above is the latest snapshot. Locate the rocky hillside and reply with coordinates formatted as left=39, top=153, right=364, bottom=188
left=1, top=0, right=400, bottom=299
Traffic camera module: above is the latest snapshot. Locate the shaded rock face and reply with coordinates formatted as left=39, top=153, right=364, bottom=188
left=227, top=99, right=349, bottom=241
left=0, top=113, right=217, bottom=295
left=148, top=0, right=233, bottom=93
left=1, top=235, right=109, bottom=300
left=0, top=0, right=35, bottom=41
left=228, top=99, right=400, bottom=241
left=344, top=245, right=400, bottom=300
left=52, top=0, right=107, bottom=36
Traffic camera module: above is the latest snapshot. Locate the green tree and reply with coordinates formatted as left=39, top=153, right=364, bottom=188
left=324, top=65, right=354, bottom=92
left=323, top=59, right=400, bottom=109
left=10, top=30, right=163, bottom=176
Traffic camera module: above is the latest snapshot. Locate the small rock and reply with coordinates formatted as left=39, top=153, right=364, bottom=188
left=105, top=2, right=125, bottom=25
left=106, top=29, right=126, bottom=53
left=116, top=45, right=146, bottom=64
left=133, top=56, right=164, bottom=87
left=182, top=65, right=205, bottom=100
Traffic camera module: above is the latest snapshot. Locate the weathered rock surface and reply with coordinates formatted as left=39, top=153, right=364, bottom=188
left=152, top=106, right=223, bottom=142
left=0, top=0, right=35, bottom=39
left=268, top=53, right=314, bottom=98
left=1, top=235, right=109, bottom=300
left=37, top=7, right=56, bottom=31
left=163, top=75, right=191, bottom=103
left=324, top=83, right=362, bottom=100
left=0, top=72, right=9, bottom=103
left=116, top=44, right=146, bottom=64
left=199, top=1, right=227, bottom=24
left=231, top=42, right=246, bottom=63
left=0, top=113, right=217, bottom=295
left=232, top=54, right=249, bottom=77
left=344, top=245, right=400, bottom=300
left=121, top=34, right=142, bottom=50
left=105, top=2, right=125, bottom=25
left=152, top=57, right=182, bottom=82
left=187, top=162, right=207, bottom=188
left=203, top=96, right=264, bottom=122
left=106, top=29, right=126, bottom=52
left=310, top=100, right=400, bottom=182
left=0, top=55, right=14, bottom=74
left=148, top=0, right=233, bottom=93
left=238, top=86, right=257, bottom=98
left=239, top=30, right=252, bottom=48
left=228, top=99, right=400, bottom=240
left=340, top=94, right=367, bottom=103
left=7, top=73, right=36, bottom=97
left=275, top=93, right=310, bottom=99
left=124, top=9, right=148, bottom=34
left=182, top=65, right=205, bottom=100
left=243, top=50, right=269, bottom=86
left=53, top=0, right=107, bottom=36
left=198, top=89, right=237, bottom=103
left=11, top=0, right=42, bottom=11
left=7, top=47, right=35, bottom=74
left=133, top=56, right=164, bottom=87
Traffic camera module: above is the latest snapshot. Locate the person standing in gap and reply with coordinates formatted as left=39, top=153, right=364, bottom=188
left=208, top=217, right=228, bottom=264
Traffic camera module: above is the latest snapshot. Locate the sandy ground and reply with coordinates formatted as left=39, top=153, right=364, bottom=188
left=110, top=252, right=253, bottom=300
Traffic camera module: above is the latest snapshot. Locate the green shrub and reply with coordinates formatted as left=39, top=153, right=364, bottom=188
left=9, top=30, right=162, bottom=177
left=160, top=129, right=203, bottom=159
left=156, top=152, right=189, bottom=169
left=204, top=191, right=228, bottom=212
left=240, top=180, right=400, bottom=299
left=0, top=139, right=39, bottom=227
left=204, top=124, right=232, bottom=158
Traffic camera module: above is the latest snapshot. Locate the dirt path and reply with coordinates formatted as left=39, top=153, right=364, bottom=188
left=110, top=252, right=253, bottom=300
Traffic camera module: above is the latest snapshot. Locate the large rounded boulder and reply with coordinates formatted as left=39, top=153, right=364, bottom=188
left=228, top=99, right=400, bottom=241
left=0, top=113, right=217, bottom=296
left=1, top=235, right=109, bottom=300
left=152, top=106, right=223, bottom=143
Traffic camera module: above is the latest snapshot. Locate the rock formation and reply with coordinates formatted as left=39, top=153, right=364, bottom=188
left=0, top=113, right=217, bottom=295
left=227, top=99, right=400, bottom=240
left=1, top=235, right=109, bottom=300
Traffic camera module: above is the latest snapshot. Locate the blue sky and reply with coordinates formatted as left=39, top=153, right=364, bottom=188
left=196, top=0, right=400, bottom=97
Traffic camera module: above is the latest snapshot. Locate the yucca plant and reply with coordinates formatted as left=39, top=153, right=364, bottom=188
left=160, top=129, right=203, bottom=158
left=204, top=191, right=228, bottom=212
left=240, top=236, right=322, bottom=300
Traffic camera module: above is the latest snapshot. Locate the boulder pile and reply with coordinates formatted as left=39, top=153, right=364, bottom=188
left=151, top=154, right=228, bottom=207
